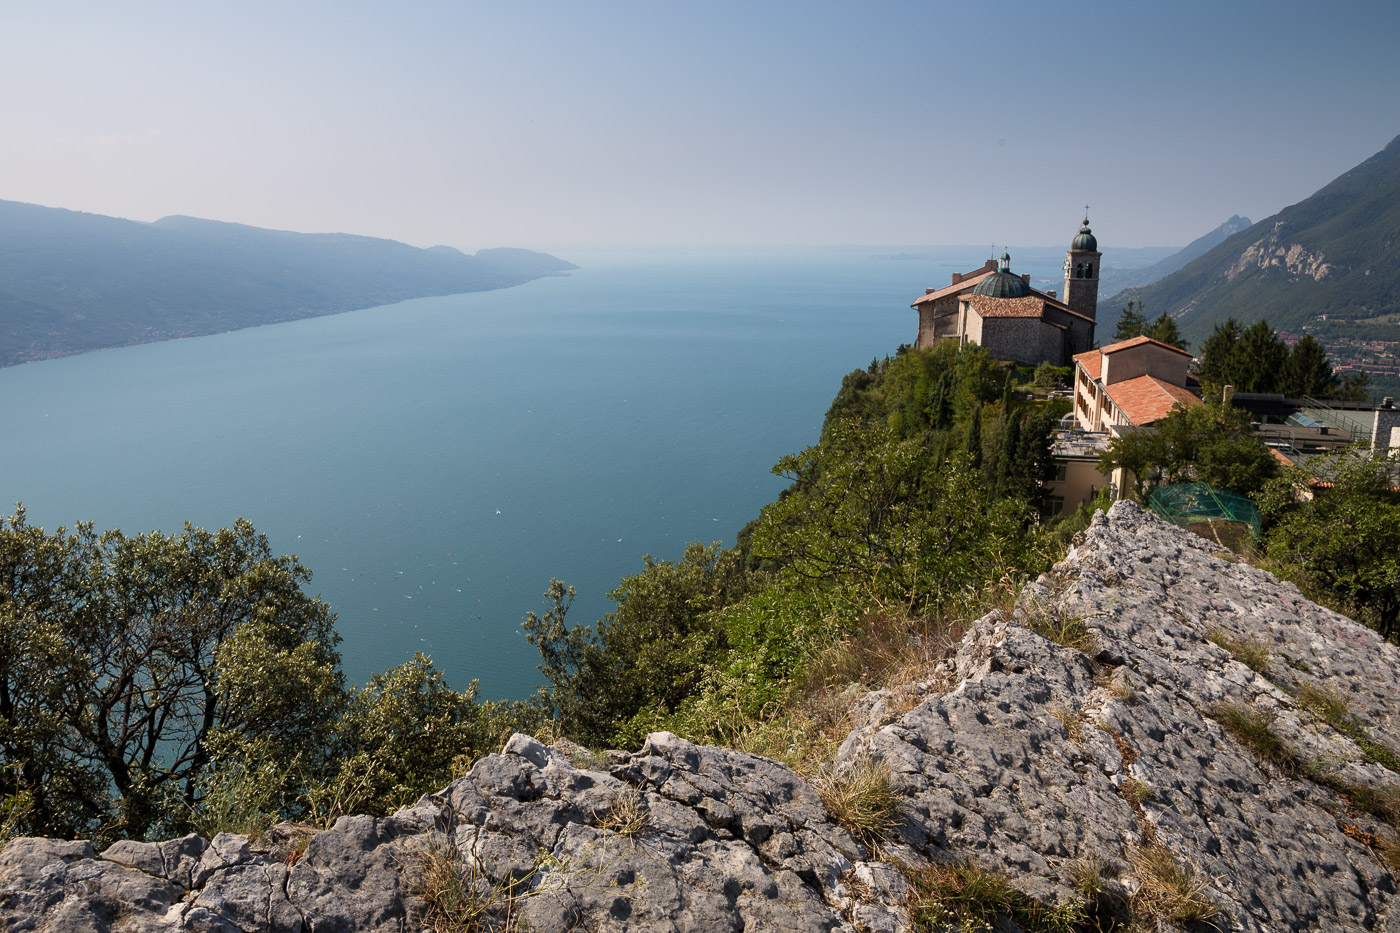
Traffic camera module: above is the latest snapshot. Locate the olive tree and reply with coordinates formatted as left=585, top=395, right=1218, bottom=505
left=0, top=508, right=342, bottom=840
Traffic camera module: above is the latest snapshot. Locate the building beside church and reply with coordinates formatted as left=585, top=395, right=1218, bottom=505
left=1071, top=336, right=1200, bottom=433
left=910, top=218, right=1103, bottom=366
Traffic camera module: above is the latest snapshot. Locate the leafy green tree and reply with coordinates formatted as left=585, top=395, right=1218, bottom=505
left=1099, top=402, right=1278, bottom=498
left=523, top=544, right=752, bottom=747
left=0, top=509, right=343, bottom=841
left=751, top=421, right=1031, bottom=609
left=1196, top=318, right=1244, bottom=392
left=1030, top=362, right=1070, bottom=393
left=1282, top=334, right=1339, bottom=397
left=1264, top=449, right=1400, bottom=640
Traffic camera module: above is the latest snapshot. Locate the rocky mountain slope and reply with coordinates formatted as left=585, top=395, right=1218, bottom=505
left=0, top=200, right=576, bottom=367
left=3, top=502, right=1397, bottom=931
left=1097, top=216, right=1251, bottom=333
left=1109, top=134, right=1400, bottom=346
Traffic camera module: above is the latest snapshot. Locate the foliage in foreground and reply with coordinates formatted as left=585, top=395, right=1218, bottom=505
left=1258, top=447, right=1400, bottom=640
left=1098, top=399, right=1280, bottom=500
left=0, top=508, right=539, bottom=844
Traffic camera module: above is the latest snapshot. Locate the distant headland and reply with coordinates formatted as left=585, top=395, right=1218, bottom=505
left=0, top=200, right=577, bottom=367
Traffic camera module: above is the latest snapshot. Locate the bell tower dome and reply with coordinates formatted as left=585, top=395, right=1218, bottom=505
left=1062, top=211, right=1102, bottom=325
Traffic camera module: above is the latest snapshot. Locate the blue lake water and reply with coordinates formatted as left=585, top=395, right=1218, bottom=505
left=0, top=245, right=1070, bottom=699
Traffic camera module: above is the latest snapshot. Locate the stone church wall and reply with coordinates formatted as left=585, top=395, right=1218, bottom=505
left=915, top=295, right=960, bottom=348
left=980, top=317, right=1067, bottom=366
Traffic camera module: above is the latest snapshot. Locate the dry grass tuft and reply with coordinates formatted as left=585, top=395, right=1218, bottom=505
left=1048, top=704, right=1084, bottom=746
left=1211, top=702, right=1296, bottom=775
left=905, top=860, right=1087, bottom=933
left=1121, top=777, right=1155, bottom=804
left=1024, top=607, right=1099, bottom=655
left=1207, top=630, right=1271, bottom=674
left=598, top=787, right=649, bottom=838
left=1295, top=684, right=1400, bottom=774
left=815, top=756, right=901, bottom=849
left=1127, top=845, right=1217, bottom=925
left=410, top=834, right=529, bottom=933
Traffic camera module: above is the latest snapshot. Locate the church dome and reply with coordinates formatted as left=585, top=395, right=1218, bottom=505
left=972, top=270, right=1031, bottom=298
left=1072, top=218, right=1098, bottom=252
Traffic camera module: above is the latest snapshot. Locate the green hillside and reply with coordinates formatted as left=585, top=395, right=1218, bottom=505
left=0, top=201, right=577, bottom=367
left=1106, top=134, right=1400, bottom=346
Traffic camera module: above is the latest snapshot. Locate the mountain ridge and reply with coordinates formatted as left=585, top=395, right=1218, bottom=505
left=1102, top=134, right=1400, bottom=345
left=0, top=200, right=577, bottom=367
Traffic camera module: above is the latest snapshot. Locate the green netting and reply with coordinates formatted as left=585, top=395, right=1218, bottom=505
left=1148, top=482, right=1262, bottom=539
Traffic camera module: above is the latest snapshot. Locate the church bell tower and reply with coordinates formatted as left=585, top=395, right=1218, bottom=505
left=1062, top=211, right=1101, bottom=325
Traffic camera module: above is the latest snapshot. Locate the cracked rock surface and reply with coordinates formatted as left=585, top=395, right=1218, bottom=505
left=842, top=501, right=1400, bottom=932
left=2, top=502, right=1398, bottom=931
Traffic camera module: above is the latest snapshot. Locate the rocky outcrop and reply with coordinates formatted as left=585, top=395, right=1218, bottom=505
left=2, top=502, right=1397, bottom=931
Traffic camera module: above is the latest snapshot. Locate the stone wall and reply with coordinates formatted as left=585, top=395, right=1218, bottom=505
left=979, top=316, right=1067, bottom=367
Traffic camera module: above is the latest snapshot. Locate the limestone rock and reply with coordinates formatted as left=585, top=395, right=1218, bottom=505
left=0, top=502, right=1396, bottom=931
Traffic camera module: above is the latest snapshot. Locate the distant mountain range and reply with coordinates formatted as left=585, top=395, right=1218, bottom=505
left=1096, top=215, right=1252, bottom=324
left=0, top=201, right=577, bottom=367
left=1104, top=134, right=1400, bottom=347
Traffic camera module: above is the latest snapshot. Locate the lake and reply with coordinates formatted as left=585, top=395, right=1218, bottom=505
left=0, top=245, right=1072, bottom=698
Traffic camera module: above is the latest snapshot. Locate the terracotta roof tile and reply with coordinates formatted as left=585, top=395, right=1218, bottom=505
left=1100, top=335, right=1192, bottom=357
left=1073, top=350, right=1102, bottom=381
left=963, top=293, right=1097, bottom=324
left=964, top=295, right=1047, bottom=318
left=1103, top=375, right=1200, bottom=426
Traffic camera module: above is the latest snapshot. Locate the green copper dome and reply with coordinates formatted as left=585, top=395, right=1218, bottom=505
left=1072, top=218, right=1098, bottom=252
left=972, top=271, right=1031, bottom=298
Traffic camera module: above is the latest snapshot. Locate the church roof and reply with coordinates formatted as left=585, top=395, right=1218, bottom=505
left=972, top=270, right=1032, bottom=299
left=1072, top=218, right=1098, bottom=252
left=965, top=293, right=1097, bottom=324
left=1103, top=375, right=1201, bottom=426
left=911, top=269, right=997, bottom=306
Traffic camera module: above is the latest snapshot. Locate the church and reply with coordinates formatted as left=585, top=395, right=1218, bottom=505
left=910, top=218, right=1102, bottom=366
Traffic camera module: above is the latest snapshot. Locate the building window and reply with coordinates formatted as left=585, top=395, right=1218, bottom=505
left=1042, top=496, right=1065, bottom=517
left=1055, top=464, right=1068, bottom=482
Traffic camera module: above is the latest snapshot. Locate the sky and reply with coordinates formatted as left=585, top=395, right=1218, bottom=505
left=3, top=1, right=1399, bottom=252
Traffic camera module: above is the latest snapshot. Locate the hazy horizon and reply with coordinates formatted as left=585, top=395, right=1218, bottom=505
left=4, top=1, right=1397, bottom=253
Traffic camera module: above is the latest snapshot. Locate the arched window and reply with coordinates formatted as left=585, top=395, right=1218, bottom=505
left=1086, top=263, right=1094, bottom=278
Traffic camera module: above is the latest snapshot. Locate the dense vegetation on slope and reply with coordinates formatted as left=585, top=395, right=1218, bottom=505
left=2, top=339, right=1395, bottom=848
left=0, top=201, right=576, bottom=367
left=1107, top=134, right=1400, bottom=345
left=525, top=342, right=1084, bottom=754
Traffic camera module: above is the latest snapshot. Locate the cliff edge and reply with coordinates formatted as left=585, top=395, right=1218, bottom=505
left=3, top=502, right=1397, bottom=931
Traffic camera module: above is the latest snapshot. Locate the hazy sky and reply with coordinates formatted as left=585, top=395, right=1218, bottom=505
left=3, top=1, right=1398, bottom=251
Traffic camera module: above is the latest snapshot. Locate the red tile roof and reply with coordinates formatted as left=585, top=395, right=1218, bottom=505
left=1100, top=335, right=1193, bottom=357
left=963, top=294, right=1097, bottom=324
left=1073, top=349, right=1102, bottom=381
left=1103, top=375, right=1201, bottom=426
